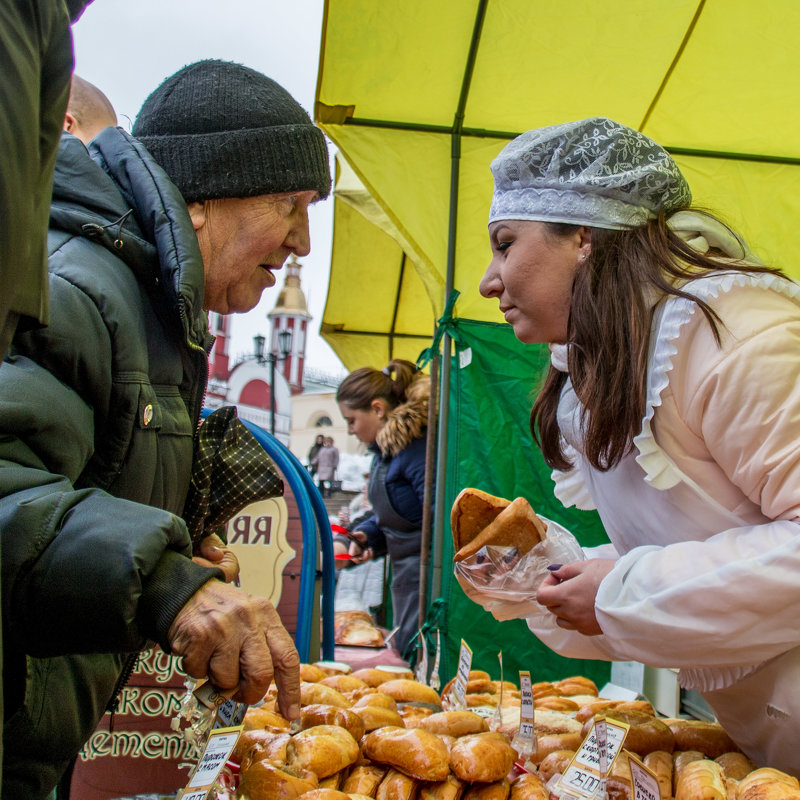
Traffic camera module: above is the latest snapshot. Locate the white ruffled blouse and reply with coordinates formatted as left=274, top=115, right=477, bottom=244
left=529, top=271, right=800, bottom=695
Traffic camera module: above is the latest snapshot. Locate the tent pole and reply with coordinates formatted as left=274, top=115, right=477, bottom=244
left=430, top=0, right=489, bottom=601
left=419, top=353, right=439, bottom=631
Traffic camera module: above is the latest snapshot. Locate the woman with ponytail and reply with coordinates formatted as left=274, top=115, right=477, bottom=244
left=477, top=117, right=800, bottom=773
left=336, top=359, right=430, bottom=655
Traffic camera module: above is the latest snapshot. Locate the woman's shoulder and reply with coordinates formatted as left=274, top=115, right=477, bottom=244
left=670, top=271, right=800, bottom=348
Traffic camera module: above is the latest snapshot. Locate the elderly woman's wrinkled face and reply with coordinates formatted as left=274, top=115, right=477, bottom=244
left=190, top=190, right=318, bottom=314
left=479, top=220, right=589, bottom=344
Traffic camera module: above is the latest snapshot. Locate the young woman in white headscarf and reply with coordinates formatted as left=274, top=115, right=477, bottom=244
left=475, top=117, right=800, bottom=774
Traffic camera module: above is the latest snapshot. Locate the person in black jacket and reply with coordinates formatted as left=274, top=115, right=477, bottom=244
left=336, top=359, right=431, bottom=655
left=0, top=59, right=330, bottom=799
left=308, top=433, right=325, bottom=480
left=0, top=0, right=92, bottom=785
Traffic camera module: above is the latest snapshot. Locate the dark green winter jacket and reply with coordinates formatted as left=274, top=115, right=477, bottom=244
left=0, top=128, right=222, bottom=799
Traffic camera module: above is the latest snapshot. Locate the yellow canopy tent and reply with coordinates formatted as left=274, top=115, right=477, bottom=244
left=315, top=0, right=800, bottom=680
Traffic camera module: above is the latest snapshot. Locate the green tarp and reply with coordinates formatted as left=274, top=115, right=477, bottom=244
left=432, top=318, right=611, bottom=688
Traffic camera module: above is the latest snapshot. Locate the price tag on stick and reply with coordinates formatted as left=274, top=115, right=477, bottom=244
left=181, top=725, right=242, bottom=796
left=512, top=669, right=537, bottom=761
left=453, top=639, right=473, bottom=710
left=557, top=716, right=629, bottom=799
left=490, top=652, right=504, bottom=731
left=429, top=629, right=442, bottom=691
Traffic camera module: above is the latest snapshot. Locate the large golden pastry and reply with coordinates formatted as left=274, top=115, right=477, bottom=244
left=452, top=493, right=547, bottom=562
left=418, top=710, right=490, bottom=737
left=449, top=731, right=517, bottom=783
left=299, top=681, right=350, bottom=709
left=675, top=758, right=727, bottom=800
left=232, top=729, right=291, bottom=769
left=298, top=703, right=366, bottom=741
left=236, top=759, right=318, bottom=800
left=334, top=609, right=386, bottom=647
left=363, top=725, right=451, bottom=781
left=286, top=724, right=360, bottom=779
left=351, top=703, right=405, bottom=731
left=643, top=750, right=674, bottom=800
left=375, top=767, right=420, bottom=800
left=738, top=768, right=800, bottom=800
left=378, top=678, right=441, bottom=706
left=510, top=772, right=550, bottom=800
left=341, top=765, right=388, bottom=795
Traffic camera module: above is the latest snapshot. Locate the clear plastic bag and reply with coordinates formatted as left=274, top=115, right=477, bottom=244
left=453, top=516, right=585, bottom=621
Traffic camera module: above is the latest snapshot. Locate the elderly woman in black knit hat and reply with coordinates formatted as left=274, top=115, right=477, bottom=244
left=0, top=59, right=330, bottom=798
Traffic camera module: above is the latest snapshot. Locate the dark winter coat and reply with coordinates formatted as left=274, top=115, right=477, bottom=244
left=0, top=128, right=221, bottom=799
left=354, top=377, right=431, bottom=558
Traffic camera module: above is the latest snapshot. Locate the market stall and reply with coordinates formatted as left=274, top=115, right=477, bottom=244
left=313, top=0, right=800, bottom=694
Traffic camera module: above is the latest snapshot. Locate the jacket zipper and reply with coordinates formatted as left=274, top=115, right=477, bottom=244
left=105, top=651, right=140, bottom=733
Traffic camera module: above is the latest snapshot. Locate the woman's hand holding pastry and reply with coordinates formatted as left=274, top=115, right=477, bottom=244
left=536, top=559, right=615, bottom=635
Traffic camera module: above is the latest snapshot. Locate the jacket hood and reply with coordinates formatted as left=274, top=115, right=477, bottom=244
left=376, top=374, right=431, bottom=457
left=50, top=130, right=208, bottom=348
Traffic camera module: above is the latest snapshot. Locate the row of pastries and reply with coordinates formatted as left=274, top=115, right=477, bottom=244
left=229, top=663, right=800, bottom=800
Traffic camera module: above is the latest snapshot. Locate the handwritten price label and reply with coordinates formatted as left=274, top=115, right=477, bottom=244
left=629, top=753, right=662, bottom=800
left=557, top=717, right=629, bottom=799
left=512, top=670, right=537, bottom=758
left=184, top=726, right=241, bottom=792
left=453, top=639, right=472, bottom=710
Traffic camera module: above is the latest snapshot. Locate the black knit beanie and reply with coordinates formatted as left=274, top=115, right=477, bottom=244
left=132, top=59, right=331, bottom=203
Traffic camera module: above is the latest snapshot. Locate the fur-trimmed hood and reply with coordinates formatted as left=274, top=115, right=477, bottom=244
left=376, top=374, right=430, bottom=458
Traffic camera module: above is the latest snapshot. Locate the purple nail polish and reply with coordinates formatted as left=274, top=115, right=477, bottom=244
left=547, top=564, right=563, bottom=571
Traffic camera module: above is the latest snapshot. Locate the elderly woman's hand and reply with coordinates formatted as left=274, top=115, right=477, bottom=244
left=535, top=559, right=615, bottom=635
left=192, top=532, right=240, bottom=583
left=167, top=580, right=301, bottom=717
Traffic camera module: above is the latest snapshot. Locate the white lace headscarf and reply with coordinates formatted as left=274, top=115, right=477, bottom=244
left=489, top=117, right=691, bottom=230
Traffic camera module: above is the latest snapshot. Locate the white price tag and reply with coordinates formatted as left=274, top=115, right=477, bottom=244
left=490, top=652, right=504, bottom=731
left=184, top=725, right=242, bottom=792
left=512, top=670, right=537, bottom=758
left=453, top=639, right=473, bottom=710
left=429, top=630, right=442, bottom=690
left=415, top=629, right=429, bottom=685
left=180, top=791, right=211, bottom=800
left=629, top=753, right=662, bottom=800
left=214, top=698, right=247, bottom=729
left=558, top=717, right=629, bottom=799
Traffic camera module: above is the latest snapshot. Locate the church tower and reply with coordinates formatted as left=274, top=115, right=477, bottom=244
left=268, top=255, right=311, bottom=395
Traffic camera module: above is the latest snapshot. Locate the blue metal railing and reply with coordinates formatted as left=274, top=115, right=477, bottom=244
left=201, top=408, right=335, bottom=661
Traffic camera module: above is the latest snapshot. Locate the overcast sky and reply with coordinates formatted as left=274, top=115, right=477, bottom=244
left=71, top=0, right=344, bottom=374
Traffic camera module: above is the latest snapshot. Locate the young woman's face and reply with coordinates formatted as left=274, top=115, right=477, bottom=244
left=338, top=401, right=384, bottom=446
left=479, top=220, right=588, bottom=344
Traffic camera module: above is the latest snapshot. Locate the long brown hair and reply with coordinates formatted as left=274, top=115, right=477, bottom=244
left=533, top=211, right=784, bottom=471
